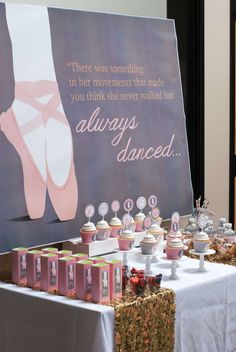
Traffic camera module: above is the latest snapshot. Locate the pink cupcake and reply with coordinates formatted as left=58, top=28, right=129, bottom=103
left=140, top=234, right=157, bottom=255
left=193, top=231, right=211, bottom=253
left=80, top=222, right=98, bottom=243
left=118, top=229, right=135, bottom=250
left=166, top=238, right=184, bottom=260
left=147, top=223, right=164, bottom=243
left=96, top=220, right=111, bottom=240
left=109, top=217, right=123, bottom=238
left=166, top=230, right=183, bottom=244
left=134, top=212, right=145, bottom=232
left=129, top=217, right=136, bottom=232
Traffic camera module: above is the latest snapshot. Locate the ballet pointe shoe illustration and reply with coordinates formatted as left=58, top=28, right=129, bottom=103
left=43, top=83, right=78, bottom=221
left=0, top=80, right=78, bottom=221
left=0, top=106, right=46, bottom=219
left=46, top=161, right=78, bottom=221
left=19, top=80, right=78, bottom=221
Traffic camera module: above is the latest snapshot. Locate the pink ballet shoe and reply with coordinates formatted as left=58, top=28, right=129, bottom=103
left=46, top=161, right=78, bottom=221
left=43, top=83, right=78, bottom=221
left=14, top=81, right=78, bottom=221
left=0, top=107, right=46, bottom=219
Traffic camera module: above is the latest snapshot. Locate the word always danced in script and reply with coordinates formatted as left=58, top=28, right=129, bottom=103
left=75, top=107, right=177, bottom=162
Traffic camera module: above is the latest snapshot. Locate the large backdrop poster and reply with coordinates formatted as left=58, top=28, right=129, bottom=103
left=0, top=3, right=193, bottom=253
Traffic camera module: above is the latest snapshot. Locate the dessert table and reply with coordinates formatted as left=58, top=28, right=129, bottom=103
left=0, top=253, right=236, bottom=352
left=108, top=251, right=236, bottom=352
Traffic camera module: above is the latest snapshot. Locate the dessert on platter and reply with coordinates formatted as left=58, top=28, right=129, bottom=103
left=109, top=217, right=123, bottom=238
left=129, top=217, right=136, bottom=232
left=118, top=229, right=135, bottom=250
left=204, top=220, right=216, bottom=238
left=140, top=233, right=157, bottom=255
left=96, top=220, right=111, bottom=240
left=96, top=202, right=111, bottom=240
left=110, top=200, right=123, bottom=237
left=166, top=237, right=184, bottom=260
left=185, top=217, right=198, bottom=237
left=193, top=231, right=211, bottom=253
left=224, top=223, right=236, bottom=243
left=134, top=212, right=145, bottom=232
left=166, top=230, right=183, bottom=244
left=147, top=223, right=164, bottom=243
left=80, top=221, right=98, bottom=243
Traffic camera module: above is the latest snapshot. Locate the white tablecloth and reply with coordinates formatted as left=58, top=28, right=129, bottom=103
left=1, top=253, right=236, bottom=352
left=107, top=251, right=236, bottom=352
left=0, top=283, right=114, bottom=352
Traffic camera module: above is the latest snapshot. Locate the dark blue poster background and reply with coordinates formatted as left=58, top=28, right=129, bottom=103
left=0, top=3, right=193, bottom=253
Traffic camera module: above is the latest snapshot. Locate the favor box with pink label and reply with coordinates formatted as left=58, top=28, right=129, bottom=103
left=12, top=247, right=28, bottom=285
left=72, top=253, right=88, bottom=262
left=41, top=253, right=58, bottom=293
left=106, top=260, right=122, bottom=300
left=57, top=250, right=72, bottom=258
left=26, top=250, right=42, bottom=289
left=58, top=256, right=76, bottom=296
left=91, top=263, right=110, bottom=303
left=76, top=260, right=93, bottom=301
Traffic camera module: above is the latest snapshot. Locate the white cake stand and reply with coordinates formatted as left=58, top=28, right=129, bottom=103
left=136, top=252, right=158, bottom=276
left=162, top=244, right=188, bottom=268
left=189, top=249, right=216, bottom=272
left=162, top=255, right=187, bottom=280
left=114, top=248, right=138, bottom=266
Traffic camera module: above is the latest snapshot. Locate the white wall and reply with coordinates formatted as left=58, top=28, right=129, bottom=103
left=4, top=0, right=167, bottom=18
left=205, top=0, right=230, bottom=222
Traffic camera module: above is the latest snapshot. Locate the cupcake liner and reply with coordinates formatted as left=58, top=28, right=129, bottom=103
left=118, top=238, right=135, bottom=250
left=140, top=242, right=157, bottom=255
left=166, top=247, right=184, bottom=260
left=96, top=229, right=111, bottom=241
left=110, top=226, right=123, bottom=238
left=80, top=231, right=97, bottom=244
left=193, top=241, right=210, bottom=253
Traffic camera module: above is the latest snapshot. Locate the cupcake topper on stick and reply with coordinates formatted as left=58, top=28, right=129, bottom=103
left=123, top=198, right=134, bottom=214
left=151, top=207, right=160, bottom=223
left=171, top=212, right=180, bottom=234
left=98, top=202, right=109, bottom=221
left=122, top=213, right=131, bottom=230
left=198, top=214, right=208, bottom=232
left=143, top=215, right=152, bottom=230
left=111, top=200, right=120, bottom=218
left=85, top=204, right=95, bottom=223
left=136, top=196, right=147, bottom=213
left=148, top=195, right=157, bottom=209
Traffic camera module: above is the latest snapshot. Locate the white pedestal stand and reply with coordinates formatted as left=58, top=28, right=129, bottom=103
left=114, top=248, right=138, bottom=267
left=162, top=256, right=187, bottom=280
left=136, top=252, right=158, bottom=276
left=189, top=249, right=215, bottom=272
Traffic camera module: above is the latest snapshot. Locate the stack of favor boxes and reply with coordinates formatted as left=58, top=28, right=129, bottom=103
left=11, top=247, right=122, bottom=303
